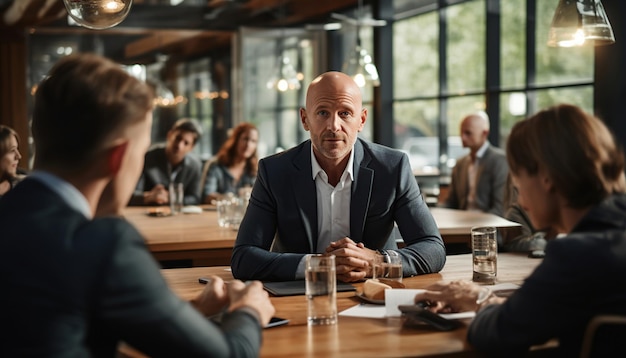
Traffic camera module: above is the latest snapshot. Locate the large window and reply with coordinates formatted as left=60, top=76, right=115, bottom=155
left=391, top=0, right=595, bottom=175
left=235, top=27, right=321, bottom=157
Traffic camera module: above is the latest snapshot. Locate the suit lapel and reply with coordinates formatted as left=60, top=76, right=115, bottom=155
left=350, top=140, right=373, bottom=243
left=292, top=141, right=318, bottom=252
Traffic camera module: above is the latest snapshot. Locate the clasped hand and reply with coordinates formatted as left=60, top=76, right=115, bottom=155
left=191, top=276, right=275, bottom=327
left=324, top=237, right=378, bottom=283
left=145, top=184, right=169, bottom=205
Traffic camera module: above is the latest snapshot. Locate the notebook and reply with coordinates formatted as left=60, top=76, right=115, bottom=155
left=262, top=280, right=356, bottom=296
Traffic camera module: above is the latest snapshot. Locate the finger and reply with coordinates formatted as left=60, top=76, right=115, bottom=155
left=331, top=237, right=356, bottom=248
left=337, top=271, right=365, bottom=283
left=207, top=276, right=225, bottom=290
left=335, top=264, right=356, bottom=275
left=227, top=279, right=246, bottom=292
left=337, top=255, right=369, bottom=268
left=413, top=291, right=444, bottom=305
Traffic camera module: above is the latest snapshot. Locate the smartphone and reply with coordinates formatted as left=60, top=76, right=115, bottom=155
left=265, top=316, right=289, bottom=328
left=398, top=304, right=460, bottom=331
left=198, top=277, right=210, bottom=284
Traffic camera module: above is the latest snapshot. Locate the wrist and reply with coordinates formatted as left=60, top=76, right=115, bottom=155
left=376, top=249, right=390, bottom=262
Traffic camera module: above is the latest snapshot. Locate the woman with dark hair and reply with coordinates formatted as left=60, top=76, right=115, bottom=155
left=202, top=122, right=259, bottom=203
left=0, top=125, right=23, bottom=198
left=413, top=104, right=626, bottom=357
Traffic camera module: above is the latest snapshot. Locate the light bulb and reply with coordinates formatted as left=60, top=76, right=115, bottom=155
left=63, top=0, right=132, bottom=30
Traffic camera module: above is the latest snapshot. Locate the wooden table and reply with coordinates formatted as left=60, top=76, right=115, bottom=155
left=124, top=206, right=521, bottom=267
left=123, top=205, right=236, bottom=266
left=428, top=207, right=521, bottom=245
left=148, top=253, right=551, bottom=357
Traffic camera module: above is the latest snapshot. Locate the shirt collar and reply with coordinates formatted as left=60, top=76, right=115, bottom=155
left=310, top=143, right=355, bottom=182
left=476, top=141, right=490, bottom=159
left=28, top=170, right=93, bottom=219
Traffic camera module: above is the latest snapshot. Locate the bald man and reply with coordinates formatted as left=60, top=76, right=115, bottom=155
left=232, top=71, right=446, bottom=282
left=443, top=112, right=509, bottom=215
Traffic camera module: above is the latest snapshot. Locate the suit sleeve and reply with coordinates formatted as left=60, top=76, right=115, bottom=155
left=393, top=154, right=447, bottom=275
left=231, top=159, right=305, bottom=281
left=90, top=219, right=262, bottom=357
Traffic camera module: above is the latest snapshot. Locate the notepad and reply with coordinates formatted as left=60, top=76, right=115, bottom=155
left=262, top=280, right=356, bottom=296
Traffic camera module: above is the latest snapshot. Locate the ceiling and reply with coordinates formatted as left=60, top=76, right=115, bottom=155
left=0, top=0, right=360, bottom=64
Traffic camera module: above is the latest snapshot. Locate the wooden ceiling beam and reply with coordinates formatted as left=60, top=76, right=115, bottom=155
left=2, top=0, right=65, bottom=28
left=124, top=30, right=230, bottom=59
left=286, top=0, right=355, bottom=25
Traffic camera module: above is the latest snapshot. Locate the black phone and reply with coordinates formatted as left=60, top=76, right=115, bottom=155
left=398, top=304, right=461, bottom=331
left=265, top=316, right=289, bottom=328
left=198, top=277, right=210, bottom=284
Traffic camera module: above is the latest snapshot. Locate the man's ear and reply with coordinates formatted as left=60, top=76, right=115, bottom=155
left=107, top=142, right=128, bottom=176
left=300, top=108, right=309, bottom=131
left=540, top=171, right=555, bottom=193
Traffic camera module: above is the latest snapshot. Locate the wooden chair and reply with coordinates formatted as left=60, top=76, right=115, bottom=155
left=579, top=314, right=626, bottom=358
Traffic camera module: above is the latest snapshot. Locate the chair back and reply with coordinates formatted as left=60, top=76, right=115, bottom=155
left=580, top=315, right=626, bottom=358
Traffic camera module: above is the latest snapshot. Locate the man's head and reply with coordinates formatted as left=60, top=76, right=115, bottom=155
left=460, top=111, right=490, bottom=153
left=32, top=53, right=154, bottom=211
left=165, top=118, right=202, bottom=167
left=300, top=71, right=366, bottom=167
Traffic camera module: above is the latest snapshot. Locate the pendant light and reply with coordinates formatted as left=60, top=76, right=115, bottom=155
left=266, top=1, right=302, bottom=92
left=341, top=0, right=384, bottom=87
left=547, top=0, right=615, bottom=47
left=63, top=0, right=132, bottom=30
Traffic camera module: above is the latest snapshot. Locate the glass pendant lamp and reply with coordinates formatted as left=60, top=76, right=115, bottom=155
left=548, top=0, right=615, bottom=47
left=341, top=0, right=381, bottom=87
left=63, top=0, right=132, bottom=30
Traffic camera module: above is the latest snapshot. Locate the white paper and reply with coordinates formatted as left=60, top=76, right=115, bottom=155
left=384, top=289, right=425, bottom=317
left=339, top=303, right=387, bottom=318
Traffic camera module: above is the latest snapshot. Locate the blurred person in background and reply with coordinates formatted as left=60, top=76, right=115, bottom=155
left=129, top=118, right=203, bottom=206
left=0, top=125, right=24, bottom=198
left=443, top=111, right=508, bottom=216
left=202, top=122, right=258, bottom=204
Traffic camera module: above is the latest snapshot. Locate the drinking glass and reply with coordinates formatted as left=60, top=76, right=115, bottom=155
left=305, top=254, right=337, bottom=325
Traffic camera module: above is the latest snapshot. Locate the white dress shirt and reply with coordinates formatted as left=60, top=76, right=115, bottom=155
left=294, top=146, right=355, bottom=279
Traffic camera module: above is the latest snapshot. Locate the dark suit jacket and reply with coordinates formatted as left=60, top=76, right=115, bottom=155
left=0, top=178, right=261, bottom=357
left=129, top=145, right=202, bottom=205
left=468, top=194, right=626, bottom=357
left=231, top=139, right=446, bottom=281
left=444, top=144, right=508, bottom=216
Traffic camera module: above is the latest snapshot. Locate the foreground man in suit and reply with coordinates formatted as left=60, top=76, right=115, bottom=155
left=414, top=104, right=626, bottom=357
left=443, top=112, right=508, bottom=216
left=0, top=53, right=274, bottom=357
left=232, top=71, right=446, bottom=282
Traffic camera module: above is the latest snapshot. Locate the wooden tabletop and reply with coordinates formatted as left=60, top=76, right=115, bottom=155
left=123, top=205, right=236, bottom=251
left=123, top=205, right=521, bottom=266
left=153, top=253, right=550, bottom=357
left=428, top=207, right=521, bottom=240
